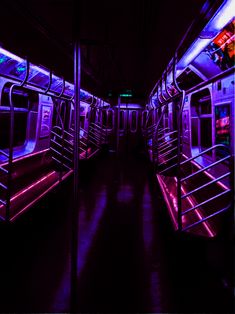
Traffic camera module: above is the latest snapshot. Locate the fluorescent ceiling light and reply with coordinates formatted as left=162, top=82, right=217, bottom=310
left=177, top=0, right=235, bottom=69
left=177, top=38, right=211, bottom=69
left=31, top=65, right=50, bottom=76
left=208, top=0, right=235, bottom=31
left=0, top=47, right=23, bottom=63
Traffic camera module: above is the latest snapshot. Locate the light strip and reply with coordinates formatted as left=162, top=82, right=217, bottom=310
left=177, top=38, right=212, bottom=69
left=30, top=64, right=50, bottom=76
left=177, top=0, right=235, bottom=69
left=0, top=47, right=109, bottom=105
left=0, top=47, right=24, bottom=63
left=208, top=0, right=235, bottom=31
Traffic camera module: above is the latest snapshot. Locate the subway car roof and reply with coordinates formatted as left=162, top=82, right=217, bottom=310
left=0, top=0, right=226, bottom=101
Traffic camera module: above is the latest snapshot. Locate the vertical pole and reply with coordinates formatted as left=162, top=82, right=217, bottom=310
left=116, top=96, right=121, bottom=153
left=177, top=91, right=185, bottom=232
left=6, top=85, right=16, bottom=222
left=71, top=0, right=81, bottom=311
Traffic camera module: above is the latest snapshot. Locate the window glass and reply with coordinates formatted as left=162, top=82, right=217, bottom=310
left=0, top=84, right=37, bottom=150
left=119, top=111, right=124, bottom=130
left=102, top=110, right=107, bottom=127
left=215, top=104, right=230, bottom=157
left=191, top=89, right=211, bottom=115
left=107, top=110, right=113, bottom=129
left=142, top=111, right=147, bottom=128
left=130, top=111, right=137, bottom=131
left=200, top=118, right=212, bottom=150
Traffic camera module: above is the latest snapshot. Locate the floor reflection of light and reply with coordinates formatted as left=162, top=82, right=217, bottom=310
left=117, top=185, right=134, bottom=203
left=51, top=185, right=107, bottom=311
left=142, top=184, right=153, bottom=254
left=77, top=185, right=107, bottom=275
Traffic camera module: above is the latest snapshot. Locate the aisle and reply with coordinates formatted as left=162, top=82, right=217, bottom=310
left=0, top=151, right=232, bottom=313
left=75, top=152, right=171, bottom=313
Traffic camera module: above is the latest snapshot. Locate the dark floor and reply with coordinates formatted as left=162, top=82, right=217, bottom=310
left=0, top=150, right=233, bottom=313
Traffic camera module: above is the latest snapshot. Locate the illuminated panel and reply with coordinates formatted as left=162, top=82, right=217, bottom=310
left=192, top=18, right=234, bottom=78
left=28, top=64, right=50, bottom=87
left=178, top=0, right=235, bottom=69
left=205, top=18, right=235, bottom=70
left=0, top=47, right=110, bottom=107
left=64, top=82, right=74, bottom=97
left=0, top=47, right=26, bottom=79
left=50, top=74, right=63, bottom=93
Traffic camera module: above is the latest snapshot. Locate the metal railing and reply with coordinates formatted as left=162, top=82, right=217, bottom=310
left=0, top=150, right=9, bottom=217
left=50, top=126, right=74, bottom=170
left=178, top=144, right=232, bottom=231
left=50, top=121, right=108, bottom=167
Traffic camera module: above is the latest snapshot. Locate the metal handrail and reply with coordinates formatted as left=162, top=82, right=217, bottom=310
left=158, top=127, right=170, bottom=134
left=159, top=162, right=178, bottom=174
left=89, top=129, right=104, bottom=139
left=0, top=166, right=8, bottom=174
left=80, top=128, right=88, bottom=134
left=159, top=146, right=177, bottom=159
left=53, top=126, right=74, bottom=139
left=181, top=155, right=230, bottom=182
left=79, top=147, right=86, bottom=153
left=89, top=126, right=105, bottom=135
left=181, top=189, right=231, bottom=216
left=181, top=172, right=231, bottom=199
left=50, top=140, right=74, bottom=154
left=0, top=199, right=6, bottom=206
left=158, top=154, right=178, bottom=166
left=50, top=147, right=73, bottom=164
left=0, top=182, right=7, bottom=190
left=89, top=130, right=105, bottom=141
left=157, top=130, right=178, bottom=142
left=158, top=138, right=178, bottom=151
left=52, top=156, right=72, bottom=171
left=181, top=144, right=230, bottom=166
left=182, top=204, right=231, bottom=232
left=51, top=131, right=74, bottom=148
left=0, top=149, right=10, bottom=158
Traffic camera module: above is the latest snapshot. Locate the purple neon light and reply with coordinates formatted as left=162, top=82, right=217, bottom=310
left=0, top=47, right=98, bottom=101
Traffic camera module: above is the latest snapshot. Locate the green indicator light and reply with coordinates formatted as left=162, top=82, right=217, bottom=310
left=120, top=93, right=132, bottom=97
left=0, top=56, right=7, bottom=64
left=17, top=66, right=25, bottom=72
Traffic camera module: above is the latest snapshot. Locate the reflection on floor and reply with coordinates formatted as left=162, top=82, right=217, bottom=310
left=0, top=151, right=233, bottom=313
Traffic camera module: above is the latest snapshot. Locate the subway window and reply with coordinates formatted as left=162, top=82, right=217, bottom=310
left=119, top=110, right=125, bottom=130
left=102, top=109, right=107, bottom=127
left=0, top=83, right=38, bottom=150
left=130, top=111, right=137, bottom=132
left=142, top=111, right=147, bottom=128
left=215, top=104, right=230, bottom=157
left=107, top=109, right=113, bottom=129
left=191, top=88, right=212, bottom=153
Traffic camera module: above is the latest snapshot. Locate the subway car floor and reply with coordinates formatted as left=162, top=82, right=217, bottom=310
left=0, top=149, right=233, bottom=313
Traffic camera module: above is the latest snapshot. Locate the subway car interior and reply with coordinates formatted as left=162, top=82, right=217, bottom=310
left=0, top=0, right=234, bottom=313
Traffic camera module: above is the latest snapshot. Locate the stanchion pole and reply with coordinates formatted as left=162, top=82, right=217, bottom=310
left=71, top=1, right=81, bottom=311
